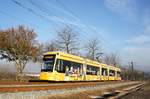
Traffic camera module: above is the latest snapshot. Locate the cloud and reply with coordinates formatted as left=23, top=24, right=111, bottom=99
left=122, top=46, right=150, bottom=72
left=104, top=0, right=150, bottom=72
left=121, top=8, right=150, bottom=72
left=104, top=0, right=137, bottom=20
left=50, top=16, right=85, bottom=28
left=34, top=0, right=109, bottom=43
left=41, top=2, right=101, bottom=40
left=123, top=46, right=150, bottom=62
left=48, top=16, right=101, bottom=42
left=127, top=34, right=150, bottom=45
left=127, top=8, right=150, bottom=46
left=33, top=0, right=84, bottom=28
left=142, top=9, right=150, bottom=35
left=51, top=4, right=81, bottom=22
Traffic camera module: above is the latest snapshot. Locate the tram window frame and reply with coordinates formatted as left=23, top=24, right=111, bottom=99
left=55, top=59, right=83, bottom=74
left=55, top=59, right=65, bottom=73
left=101, top=68, right=108, bottom=76
left=109, top=69, right=115, bottom=76
left=117, top=71, right=121, bottom=77
left=86, top=65, right=99, bottom=75
left=41, top=55, right=56, bottom=72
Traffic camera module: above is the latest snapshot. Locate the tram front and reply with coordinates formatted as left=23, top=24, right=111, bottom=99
left=39, top=54, right=56, bottom=81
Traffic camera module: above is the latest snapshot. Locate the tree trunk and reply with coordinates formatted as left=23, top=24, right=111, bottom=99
left=15, top=60, right=25, bottom=82
left=66, top=44, right=69, bottom=53
left=15, top=62, right=21, bottom=82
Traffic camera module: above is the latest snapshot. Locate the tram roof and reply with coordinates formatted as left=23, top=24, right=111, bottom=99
left=44, top=51, right=121, bottom=70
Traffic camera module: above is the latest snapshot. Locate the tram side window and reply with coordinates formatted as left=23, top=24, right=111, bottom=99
left=117, top=71, right=121, bottom=77
left=55, top=59, right=67, bottom=73
left=69, top=62, right=83, bottom=75
left=109, top=69, right=115, bottom=76
left=55, top=59, right=83, bottom=75
left=102, top=68, right=108, bottom=76
left=86, top=65, right=99, bottom=75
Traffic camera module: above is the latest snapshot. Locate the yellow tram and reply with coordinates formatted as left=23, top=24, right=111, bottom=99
left=39, top=51, right=121, bottom=81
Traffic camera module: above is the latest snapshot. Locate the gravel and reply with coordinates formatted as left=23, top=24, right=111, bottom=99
left=0, top=81, right=140, bottom=99
left=121, top=82, right=150, bottom=99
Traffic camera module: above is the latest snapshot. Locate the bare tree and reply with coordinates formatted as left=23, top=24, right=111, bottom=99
left=85, top=38, right=102, bottom=61
left=121, top=66, right=147, bottom=81
left=55, top=26, right=78, bottom=54
left=36, top=43, right=45, bottom=62
left=0, top=25, right=38, bottom=81
left=44, top=41, right=59, bottom=52
left=103, top=52, right=120, bottom=66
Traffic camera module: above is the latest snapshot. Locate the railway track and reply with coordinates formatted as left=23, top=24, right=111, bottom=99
left=0, top=81, right=126, bottom=92
left=89, top=83, right=144, bottom=99
left=0, top=81, right=143, bottom=99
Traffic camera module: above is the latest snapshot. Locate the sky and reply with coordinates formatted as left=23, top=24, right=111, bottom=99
left=0, top=0, right=150, bottom=72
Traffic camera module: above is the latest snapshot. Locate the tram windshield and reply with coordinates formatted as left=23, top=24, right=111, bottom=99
left=41, top=55, right=56, bottom=72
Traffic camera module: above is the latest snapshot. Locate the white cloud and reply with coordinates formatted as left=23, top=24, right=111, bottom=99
left=127, top=8, right=150, bottom=46
left=104, top=0, right=150, bottom=72
left=43, top=2, right=105, bottom=41
left=33, top=0, right=85, bottom=28
left=122, top=9, right=150, bottom=71
left=121, top=46, right=150, bottom=72
left=124, top=23, right=150, bottom=72
left=144, top=25, right=150, bottom=34
left=143, top=9, right=150, bottom=35
left=49, top=16, right=84, bottom=27
left=127, top=34, right=150, bottom=45
left=104, top=0, right=137, bottom=20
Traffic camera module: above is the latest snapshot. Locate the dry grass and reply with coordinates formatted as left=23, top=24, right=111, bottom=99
left=0, top=68, right=16, bottom=82
left=20, top=75, right=39, bottom=82
left=0, top=67, right=38, bottom=82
